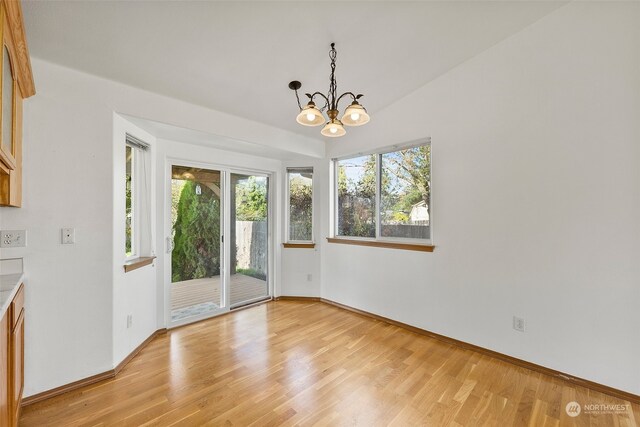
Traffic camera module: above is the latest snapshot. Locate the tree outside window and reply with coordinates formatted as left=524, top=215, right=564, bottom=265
left=335, top=143, right=431, bottom=241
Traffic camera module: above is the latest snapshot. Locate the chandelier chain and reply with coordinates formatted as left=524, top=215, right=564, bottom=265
left=328, top=43, right=337, bottom=111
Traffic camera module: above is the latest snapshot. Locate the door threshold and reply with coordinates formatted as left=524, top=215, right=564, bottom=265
left=231, top=296, right=272, bottom=310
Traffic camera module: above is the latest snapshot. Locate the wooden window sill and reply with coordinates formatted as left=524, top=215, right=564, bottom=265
left=326, top=238, right=434, bottom=252
left=283, top=243, right=316, bottom=249
left=123, top=256, right=156, bottom=273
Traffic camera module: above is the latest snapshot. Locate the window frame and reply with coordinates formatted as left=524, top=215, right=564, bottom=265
left=285, top=167, right=314, bottom=244
left=125, top=142, right=140, bottom=260
left=332, top=138, right=432, bottom=246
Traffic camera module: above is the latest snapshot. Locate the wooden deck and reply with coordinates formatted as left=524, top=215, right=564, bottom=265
left=171, top=273, right=268, bottom=310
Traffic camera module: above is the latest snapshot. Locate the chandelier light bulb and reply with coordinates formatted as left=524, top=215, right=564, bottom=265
left=321, top=119, right=346, bottom=137
left=296, top=102, right=324, bottom=127
left=341, top=102, right=370, bottom=127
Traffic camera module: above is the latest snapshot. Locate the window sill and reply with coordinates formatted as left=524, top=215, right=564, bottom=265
left=123, top=256, right=156, bottom=273
left=326, top=238, right=434, bottom=252
left=283, top=243, right=316, bottom=249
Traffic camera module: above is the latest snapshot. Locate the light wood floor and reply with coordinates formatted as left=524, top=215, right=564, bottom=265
left=171, top=273, right=267, bottom=310
left=20, top=301, right=640, bottom=426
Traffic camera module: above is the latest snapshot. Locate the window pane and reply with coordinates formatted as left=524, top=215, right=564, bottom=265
left=125, top=145, right=134, bottom=256
left=337, top=154, right=376, bottom=238
left=380, top=145, right=431, bottom=240
left=288, top=171, right=313, bottom=241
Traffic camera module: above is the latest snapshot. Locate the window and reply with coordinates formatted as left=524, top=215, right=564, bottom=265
left=125, top=144, right=135, bottom=257
left=286, top=167, right=313, bottom=242
left=125, top=134, right=150, bottom=258
left=336, top=155, right=376, bottom=238
left=334, top=141, right=431, bottom=243
left=380, top=145, right=431, bottom=240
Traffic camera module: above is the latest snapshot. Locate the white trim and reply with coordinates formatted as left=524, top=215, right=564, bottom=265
left=375, top=153, right=381, bottom=239
left=222, top=171, right=230, bottom=312
left=332, top=159, right=338, bottom=236
left=331, top=137, right=431, bottom=161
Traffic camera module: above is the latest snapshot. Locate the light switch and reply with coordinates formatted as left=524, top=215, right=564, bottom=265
left=61, top=228, right=75, bottom=244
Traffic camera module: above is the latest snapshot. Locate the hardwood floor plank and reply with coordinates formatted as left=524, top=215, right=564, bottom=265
left=20, top=301, right=640, bottom=426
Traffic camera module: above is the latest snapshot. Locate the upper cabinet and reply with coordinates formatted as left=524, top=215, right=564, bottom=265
left=0, top=0, right=34, bottom=207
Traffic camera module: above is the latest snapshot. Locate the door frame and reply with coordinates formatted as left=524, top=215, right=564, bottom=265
left=164, top=158, right=274, bottom=329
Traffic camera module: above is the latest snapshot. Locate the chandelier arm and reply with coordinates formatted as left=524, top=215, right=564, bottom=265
left=335, top=92, right=358, bottom=109
left=308, top=91, right=330, bottom=111
left=294, top=89, right=302, bottom=110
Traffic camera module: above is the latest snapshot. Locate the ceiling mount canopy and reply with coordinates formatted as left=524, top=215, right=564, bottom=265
left=289, top=43, right=370, bottom=138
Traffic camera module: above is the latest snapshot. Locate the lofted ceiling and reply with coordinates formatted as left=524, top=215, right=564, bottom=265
left=23, top=1, right=566, bottom=141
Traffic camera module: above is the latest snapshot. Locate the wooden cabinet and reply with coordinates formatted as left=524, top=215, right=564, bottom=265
left=0, top=0, right=34, bottom=207
left=9, top=284, right=23, bottom=424
left=0, top=311, right=8, bottom=427
left=1, top=282, right=23, bottom=426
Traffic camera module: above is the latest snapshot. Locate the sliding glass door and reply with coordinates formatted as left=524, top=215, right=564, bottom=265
left=168, top=164, right=271, bottom=326
left=170, top=166, right=224, bottom=322
left=230, top=173, right=269, bottom=307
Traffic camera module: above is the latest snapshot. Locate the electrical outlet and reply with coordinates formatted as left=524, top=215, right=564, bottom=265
left=513, top=316, right=526, bottom=332
left=0, top=230, right=27, bottom=248
left=307, top=274, right=312, bottom=282
left=61, top=228, right=75, bottom=244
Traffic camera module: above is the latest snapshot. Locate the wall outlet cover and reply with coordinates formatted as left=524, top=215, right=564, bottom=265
left=0, top=230, right=27, bottom=248
left=61, top=228, right=75, bottom=244
left=513, top=316, right=526, bottom=332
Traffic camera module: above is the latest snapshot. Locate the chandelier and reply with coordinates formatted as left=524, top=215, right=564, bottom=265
left=288, top=43, right=370, bottom=138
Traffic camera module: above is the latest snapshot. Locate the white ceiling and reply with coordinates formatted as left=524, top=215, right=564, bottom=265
left=23, top=1, right=565, bottom=141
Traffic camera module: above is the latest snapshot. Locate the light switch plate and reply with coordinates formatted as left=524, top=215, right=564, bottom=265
left=61, top=228, right=75, bottom=244
left=0, top=230, right=27, bottom=248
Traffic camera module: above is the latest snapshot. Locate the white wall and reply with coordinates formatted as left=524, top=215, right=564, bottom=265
left=0, top=58, right=307, bottom=397
left=322, top=2, right=640, bottom=394
left=280, top=157, right=327, bottom=297
left=112, top=116, right=158, bottom=366
left=0, top=65, right=115, bottom=396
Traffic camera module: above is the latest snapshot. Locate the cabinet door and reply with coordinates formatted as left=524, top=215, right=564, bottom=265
left=10, top=310, right=23, bottom=426
left=0, top=5, right=16, bottom=171
left=0, top=82, right=20, bottom=206
left=0, top=313, right=8, bottom=427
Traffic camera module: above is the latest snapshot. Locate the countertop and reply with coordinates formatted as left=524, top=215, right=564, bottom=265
left=0, top=273, right=24, bottom=317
